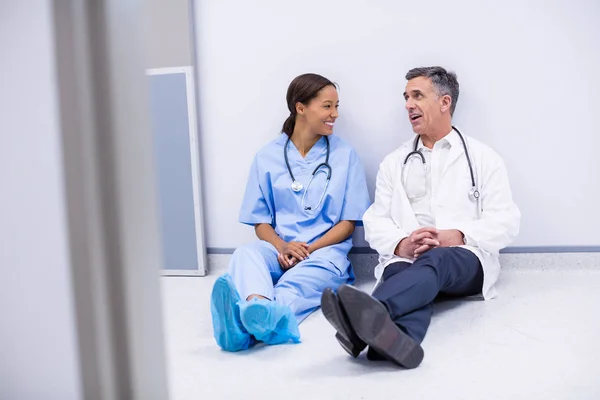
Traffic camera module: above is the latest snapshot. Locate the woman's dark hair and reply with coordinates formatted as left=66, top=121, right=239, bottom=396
left=281, top=73, right=337, bottom=136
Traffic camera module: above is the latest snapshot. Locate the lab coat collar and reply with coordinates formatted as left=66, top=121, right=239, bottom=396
left=415, top=127, right=457, bottom=151
left=441, top=127, right=467, bottom=178
left=445, top=127, right=463, bottom=148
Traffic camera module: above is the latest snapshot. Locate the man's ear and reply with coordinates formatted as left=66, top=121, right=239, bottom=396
left=441, top=95, right=452, bottom=113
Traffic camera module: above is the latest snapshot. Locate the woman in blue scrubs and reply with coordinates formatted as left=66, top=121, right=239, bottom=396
left=211, top=73, right=371, bottom=352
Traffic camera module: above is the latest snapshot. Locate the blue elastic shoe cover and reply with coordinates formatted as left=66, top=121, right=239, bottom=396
left=239, top=298, right=301, bottom=345
left=210, top=274, right=254, bottom=351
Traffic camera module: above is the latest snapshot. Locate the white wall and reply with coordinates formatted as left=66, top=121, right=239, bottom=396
left=143, top=0, right=193, bottom=68
left=194, top=0, right=600, bottom=249
left=0, top=2, right=82, bottom=399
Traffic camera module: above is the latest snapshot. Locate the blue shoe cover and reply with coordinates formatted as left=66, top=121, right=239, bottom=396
left=239, top=298, right=301, bottom=345
left=210, top=274, right=253, bottom=351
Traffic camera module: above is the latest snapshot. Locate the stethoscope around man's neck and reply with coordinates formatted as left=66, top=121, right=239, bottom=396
left=284, top=135, right=332, bottom=212
left=403, top=126, right=481, bottom=216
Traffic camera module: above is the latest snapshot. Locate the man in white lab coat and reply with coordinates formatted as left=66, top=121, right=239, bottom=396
left=321, top=66, right=521, bottom=368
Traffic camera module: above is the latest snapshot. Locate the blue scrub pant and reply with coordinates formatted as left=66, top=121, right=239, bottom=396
left=372, top=247, right=483, bottom=343
left=229, top=241, right=353, bottom=323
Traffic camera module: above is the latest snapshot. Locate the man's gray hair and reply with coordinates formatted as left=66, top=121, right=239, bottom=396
left=406, top=66, right=459, bottom=116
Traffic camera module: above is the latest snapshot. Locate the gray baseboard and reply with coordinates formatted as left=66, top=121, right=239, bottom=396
left=207, top=246, right=600, bottom=255
left=205, top=252, right=600, bottom=281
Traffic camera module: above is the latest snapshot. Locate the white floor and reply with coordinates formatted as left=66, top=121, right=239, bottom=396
left=160, top=270, right=600, bottom=400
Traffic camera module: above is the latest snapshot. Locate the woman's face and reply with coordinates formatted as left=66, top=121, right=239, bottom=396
left=297, top=85, right=339, bottom=136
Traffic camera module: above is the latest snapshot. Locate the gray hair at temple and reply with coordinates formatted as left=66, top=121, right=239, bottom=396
left=405, top=66, right=460, bottom=116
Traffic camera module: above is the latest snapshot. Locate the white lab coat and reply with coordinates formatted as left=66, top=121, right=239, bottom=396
left=363, top=130, right=521, bottom=299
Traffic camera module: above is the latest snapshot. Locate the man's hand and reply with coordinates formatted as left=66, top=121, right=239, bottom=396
left=436, top=229, right=464, bottom=248
left=395, top=228, right=465, bottom=259
left=395, top=227, right=439, bottom=259
left=277, top=241, right=309, bottom=270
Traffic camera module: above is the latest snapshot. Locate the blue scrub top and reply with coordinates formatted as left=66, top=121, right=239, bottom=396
left=239, top=133, right=371, bottom=257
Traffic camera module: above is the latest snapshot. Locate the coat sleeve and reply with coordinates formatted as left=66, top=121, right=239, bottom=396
left=362, top=156, right=409, bottom=257
left=454, top=151, right=521, bottom=255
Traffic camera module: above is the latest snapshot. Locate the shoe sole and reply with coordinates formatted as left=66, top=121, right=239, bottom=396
left=337, top=285, right=424, bottom=369
left=321, top=288, right=366, bottom=357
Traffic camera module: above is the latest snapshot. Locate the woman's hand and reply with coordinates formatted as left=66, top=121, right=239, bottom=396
left=277, top=241, right=309, bottom=270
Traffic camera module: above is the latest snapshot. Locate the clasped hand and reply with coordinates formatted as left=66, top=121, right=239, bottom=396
left=395, top=227, right=464, bottom=259
left=277, top=241, right=310, bottom=270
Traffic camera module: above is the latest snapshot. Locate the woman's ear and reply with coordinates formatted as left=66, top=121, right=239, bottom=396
left=295, top=102, right=305, bottom=115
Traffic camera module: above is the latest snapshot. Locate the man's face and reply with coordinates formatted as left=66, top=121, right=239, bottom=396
left=404, top=76, right=445, bottom=135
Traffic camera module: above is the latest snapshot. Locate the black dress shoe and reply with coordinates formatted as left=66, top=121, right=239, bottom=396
left=321, top=287, right=367, bottom=357
left=366, top=347, right=387, bottom=361
left=337, top=284, right=424, bottom=369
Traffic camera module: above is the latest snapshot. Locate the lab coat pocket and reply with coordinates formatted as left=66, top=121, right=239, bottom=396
left=403, top=158, right=429, bottom=201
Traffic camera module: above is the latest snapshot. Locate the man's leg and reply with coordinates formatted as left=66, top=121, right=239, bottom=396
left=335, top=284, right=425, bottom=368
left=372, top=247, right=484, bottom=343
left=330, top=247, right=483, bottom=367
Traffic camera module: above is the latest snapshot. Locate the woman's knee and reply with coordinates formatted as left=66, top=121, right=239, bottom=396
left=229, top=241, right=279, bottom=279
left=277, top=263, right=344, bottom=297
left=231, top=243, right=254, bottom=259
left=230, top=242, right=267, bottom=271
left=232, top=241, right=273, bottom=259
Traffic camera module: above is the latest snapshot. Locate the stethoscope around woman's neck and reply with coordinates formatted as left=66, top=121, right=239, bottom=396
left=284, top=134, right=332, bottom=212
left=403, top=126, right=482, bottom=217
